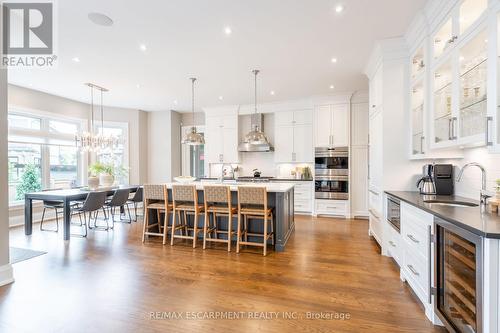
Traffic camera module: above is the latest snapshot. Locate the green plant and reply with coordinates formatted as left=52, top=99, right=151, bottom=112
left=496, top=179, right=500, bottom=192
left=16, top=164, right=42, bottom=200
left=89, top=162, right=127, bottom=178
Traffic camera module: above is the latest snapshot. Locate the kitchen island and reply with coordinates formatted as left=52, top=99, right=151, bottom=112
left=153, top=181, right=295, bottom=252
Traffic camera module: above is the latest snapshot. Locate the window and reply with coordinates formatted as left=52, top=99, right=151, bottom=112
left=96, top=123, right=129, bottom=184
left=8, top=110, right=84, bottom=205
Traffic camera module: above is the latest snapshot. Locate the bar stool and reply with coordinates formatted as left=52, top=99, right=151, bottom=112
left=203, top=185, right=237, bottom=252
left=142, top=184, right=172, bottom=243
left=236, top=186, right=275, bottom=256
left=170, top=185, right=204, bottom=248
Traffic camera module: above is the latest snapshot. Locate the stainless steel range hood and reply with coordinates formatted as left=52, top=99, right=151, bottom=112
left=238, top=113, right=274, bottom=152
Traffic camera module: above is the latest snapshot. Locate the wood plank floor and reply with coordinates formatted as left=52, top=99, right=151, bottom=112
left=1, top=215, right=446, bottom=333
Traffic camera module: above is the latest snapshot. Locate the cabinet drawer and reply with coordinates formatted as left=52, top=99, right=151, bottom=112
left=402, top=219, right=430, bottom=261
left=404, top=248, right=429, bottom=305
left=368, top=188, right=382, bottom=213
left=294, top=183, right=313, bottom=191
left=294, top=190, right=311, bottom=200
left=369, top=209, right=383, bottom=247
left=295, top=199, right=312, bottom=212
left=385, top=221, right=402, bottom=265
left=316, top=200, right=348, bottom=216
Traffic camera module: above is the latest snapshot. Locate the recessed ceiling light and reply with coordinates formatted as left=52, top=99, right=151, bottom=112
left=331, top=57, right=338, bottom=63
left=88, top=12, right=114, bottom=27
left=139, top=44, right=147, bottom=51
left=136, top=84, right=141, bottom=88
left=270, top=91, right=275, bottom=95
left=335, top=4, right=344, bottom=13
left=218, top=96, right=224, bottom=100
left=329, top=85, right=335, bottom=89
left=72, top=57, right=80, bottom=63
left=224, top=26, right=232, bottom=35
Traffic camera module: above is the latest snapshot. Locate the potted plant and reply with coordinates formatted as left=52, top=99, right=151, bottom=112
left=495, top=179, right=500, bottom=199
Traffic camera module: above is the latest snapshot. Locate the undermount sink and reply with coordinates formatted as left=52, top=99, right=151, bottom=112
left=423, top=200, right=479, bottom=208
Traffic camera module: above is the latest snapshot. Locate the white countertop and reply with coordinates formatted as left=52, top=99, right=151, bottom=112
left=164, top=181, right=295, bottom=193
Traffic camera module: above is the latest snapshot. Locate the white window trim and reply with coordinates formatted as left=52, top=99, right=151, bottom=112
left=8, top=105, right=88, bottom=208
left=95, top=120, right=130, bottom=184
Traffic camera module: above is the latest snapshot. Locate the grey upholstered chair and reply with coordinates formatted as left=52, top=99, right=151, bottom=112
left=105, top=188, right=132, bottom=226
left=72, top=191, right=107, bottom=237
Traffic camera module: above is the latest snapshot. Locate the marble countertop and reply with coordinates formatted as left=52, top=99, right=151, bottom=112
left=386, top=191, right=500, bottom=239
left=165, top=181, right=295, bottom=193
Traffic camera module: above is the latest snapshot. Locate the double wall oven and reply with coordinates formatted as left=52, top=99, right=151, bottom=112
left=314, top=147, right=349, bottom=200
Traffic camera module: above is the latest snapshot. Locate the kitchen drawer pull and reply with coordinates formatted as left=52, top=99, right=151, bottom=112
left=407, top=234, right=420, bottom=244
left=486, top=116, right=493, bottom=146
left=369, top=190, right=379, bottom=196
left=389, top=241, right=396, bottom=247
left=368, top=209, right=380, bottom=219
left=407, top=265, right=420, bottom=276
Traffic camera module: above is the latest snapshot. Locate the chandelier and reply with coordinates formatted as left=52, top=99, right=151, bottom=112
left=75, top=83, right=120, bottom=152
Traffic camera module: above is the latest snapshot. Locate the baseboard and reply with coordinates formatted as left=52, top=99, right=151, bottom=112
left=0, top=263, right=14, bottom=287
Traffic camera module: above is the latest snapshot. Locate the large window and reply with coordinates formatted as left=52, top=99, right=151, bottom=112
left=96, top=122, right=129, bottom=184
left=8, top=111, right=83, bottom=205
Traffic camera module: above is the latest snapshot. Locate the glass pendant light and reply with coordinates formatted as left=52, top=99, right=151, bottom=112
left=182, top=77, right=205, bottom=145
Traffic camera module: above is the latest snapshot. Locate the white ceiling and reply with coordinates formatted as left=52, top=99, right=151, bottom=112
left=8, top=0, right=427, bottom=112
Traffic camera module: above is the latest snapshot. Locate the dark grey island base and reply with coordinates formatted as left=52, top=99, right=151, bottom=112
left=386, top=191, right=500, bottom=239
left=147, top=186, right=295, bottom=252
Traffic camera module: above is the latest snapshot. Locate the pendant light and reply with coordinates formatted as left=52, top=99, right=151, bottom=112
left=182, top=77, right=205, bottom=145
left=238, top=69, right=273, bottom=152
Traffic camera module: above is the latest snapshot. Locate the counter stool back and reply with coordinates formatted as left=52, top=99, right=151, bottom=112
left=203, top=186, right=237, bottom=251
left=142, top=184, right=172, bottom=243
left=236, top=186, right=274, bottom=256
left=171, top=185, right=204, bottom=248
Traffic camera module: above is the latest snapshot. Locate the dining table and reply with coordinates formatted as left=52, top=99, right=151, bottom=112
left=24, top=185, right=140, bottom=241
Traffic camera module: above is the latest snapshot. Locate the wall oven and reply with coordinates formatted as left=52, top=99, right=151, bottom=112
left=434, top=217, right=483, bottom=333
left=386, top=195, right=401, bottom=232
left=315, top=175, right=348, bottom=200
left=315, top=147, right=349, bottom=176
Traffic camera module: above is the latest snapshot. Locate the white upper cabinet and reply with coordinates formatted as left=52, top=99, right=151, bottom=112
left=274, top=110, right=313, bottom=163
left=313, top=105, right=332, bottom=147
left=205, top=114, right=239, bottom=164
left=411, top=79, right=426, bottom=156
left=313, top=104, right=350, bottom=148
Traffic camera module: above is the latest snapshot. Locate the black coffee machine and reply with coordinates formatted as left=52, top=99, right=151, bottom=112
left=420, top=164, right=454, bottom=195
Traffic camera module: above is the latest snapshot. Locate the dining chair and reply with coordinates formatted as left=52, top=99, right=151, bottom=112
left=104, top=188, right=132, bottom=227
left=127, top=187, right=143, bottom=222
left=71, top=191, right=107, bottom=237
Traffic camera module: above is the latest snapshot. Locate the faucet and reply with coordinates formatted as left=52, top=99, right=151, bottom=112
left=456, top=162, right=491, bottom=206
left=219, top=164, right=234, bottom=183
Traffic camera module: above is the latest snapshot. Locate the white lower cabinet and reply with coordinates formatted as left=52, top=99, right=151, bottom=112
left=315, top=199, right=349, bottom=217
left=384, top=222, right=402, bottom=266
left=292, top=182, right=313, bottom=214
left=368, top=207, right=383, bottom=247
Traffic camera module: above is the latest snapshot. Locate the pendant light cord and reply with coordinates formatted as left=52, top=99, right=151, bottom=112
left=253, top=70, right=259, bottom=114
left=191, top=78, right=196, bottom=126
left=100, top=88, right=104, bottom=135
left=90, top=86, right=94, bottom=134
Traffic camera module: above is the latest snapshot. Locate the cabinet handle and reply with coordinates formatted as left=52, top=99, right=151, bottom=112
left=452, top=117, right=457, bottom=140
left=368, top=208, right=380, bottom=219
left=407, top=265, right=420, bottom=276
left=369, top=189, right=379, bottom=196
left=420, top=136, right=425, bottom=154
left=448, top=118, right=453, bottom=140
left=486, top=116, right=493, bottom=146
left=372, top=105, right=376, bottom=109
left=407, top=234, right=420, bottom=244
left=389, top=241, right=396, bottom=247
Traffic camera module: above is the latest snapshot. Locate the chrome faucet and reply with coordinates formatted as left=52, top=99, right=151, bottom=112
left=456, top=162, right=491, bottom=206
left=219, top=163, right=234, bottom=183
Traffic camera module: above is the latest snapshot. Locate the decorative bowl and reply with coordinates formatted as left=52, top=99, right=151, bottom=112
left=174, top=176, right=196, bottom=183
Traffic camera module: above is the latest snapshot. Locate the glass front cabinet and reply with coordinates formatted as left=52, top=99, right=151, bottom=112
left=426, top=0, right=491, bottom=150
left=410, top=43, right=427, bottom=157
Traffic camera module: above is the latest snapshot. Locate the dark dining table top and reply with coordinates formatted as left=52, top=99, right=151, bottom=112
left=25, top=185, right=140, bottom=201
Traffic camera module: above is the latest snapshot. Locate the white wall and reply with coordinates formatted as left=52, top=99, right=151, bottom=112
left=1, top=15, right=14, bottom=285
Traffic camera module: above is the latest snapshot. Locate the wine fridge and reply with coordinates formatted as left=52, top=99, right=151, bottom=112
left=434, top=217, right=483, bottom=333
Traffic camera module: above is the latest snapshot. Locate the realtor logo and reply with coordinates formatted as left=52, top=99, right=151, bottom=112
left=2, top=1, right=57, bottom=67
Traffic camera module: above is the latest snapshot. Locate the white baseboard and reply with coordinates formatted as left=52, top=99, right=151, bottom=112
left=0, top=263, right=14, bottom=287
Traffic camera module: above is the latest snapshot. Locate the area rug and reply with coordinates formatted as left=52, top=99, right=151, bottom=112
left=9, top=247, right=47, bottom=264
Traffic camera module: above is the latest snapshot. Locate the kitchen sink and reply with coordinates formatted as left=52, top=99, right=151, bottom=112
left=423, top=200, right=478, bottom=207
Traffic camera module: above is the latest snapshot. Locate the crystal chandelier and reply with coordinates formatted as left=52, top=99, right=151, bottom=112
left=75, top=83, right=120, bottom=152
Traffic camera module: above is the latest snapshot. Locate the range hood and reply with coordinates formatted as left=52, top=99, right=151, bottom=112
left=238, top=113, right=274, bottom=152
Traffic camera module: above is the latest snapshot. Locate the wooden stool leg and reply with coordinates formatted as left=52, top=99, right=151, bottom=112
left=244, top=215, right=248, bottom=242
left=271, top=214, right=275, bottom=245
left=193, top=212, right=198, bottom=248
left=183, top=211, right=188, bottom=236
left=236, top=212, right=241, bottom=253
left=227, top=212, right=232, bottom=252
left=157, top=210, right=161, bottom=233
left=263, top=215, right=268, bottom=256
left=203, top=209, right=209, bottom=249
left=142, top=207, right=149, bottom=243
left=162, top=211, right=169, bottom=245
left=170, top=209, right=177, bottom=246
left=213, top=212, right=218, bottom=239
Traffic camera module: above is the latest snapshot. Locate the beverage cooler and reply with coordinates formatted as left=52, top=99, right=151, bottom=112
left=434, top=217, right=483, bottom=333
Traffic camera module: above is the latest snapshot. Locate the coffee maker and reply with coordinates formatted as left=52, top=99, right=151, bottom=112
left=417, top=164, right=454, bottom=195
left=417, top=165, right=436, bottom=195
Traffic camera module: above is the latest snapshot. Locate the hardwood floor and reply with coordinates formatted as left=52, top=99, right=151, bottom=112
left=1, top=215, right=445, bottom=333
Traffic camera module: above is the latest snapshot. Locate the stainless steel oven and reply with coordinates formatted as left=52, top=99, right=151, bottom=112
left=315, top=147, right=348, bottom=177
left=434, top=217, right=483, bottom=333
left=386, top=195, right=401, bottom=232
left=315, top=175, right=348, bottom=200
